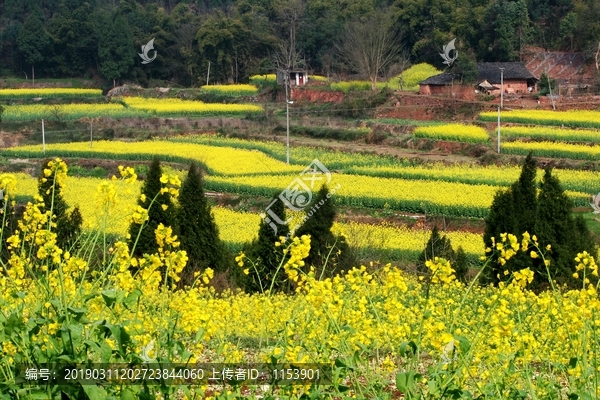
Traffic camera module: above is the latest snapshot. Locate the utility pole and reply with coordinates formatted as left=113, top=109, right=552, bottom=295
left=499, top=67, right=505, bottom=109
left=497, top=107, right=501, bottom=154
left=285, top=71, right=290, bottom=164
left=206, top=61, right=211, bottom=86
left=547, top=72, right=556, bottom=111
left=42, top=119, right=45, bottom=154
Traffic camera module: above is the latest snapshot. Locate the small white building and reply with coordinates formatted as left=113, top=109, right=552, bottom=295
left=277, top=70, right=308, bottom=86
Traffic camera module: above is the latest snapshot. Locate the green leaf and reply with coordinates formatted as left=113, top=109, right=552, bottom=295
left=100, top=340, right=113, bottom=362
left=396, top=371, right=420, bottom=393
left=107, top=324, right=131, bottom=355
left=82, top=384, right=108, bottom=400
left=399, top=341, right=417, bottom=357
left=569, top=357, right=578, bottom=369
left=336, top=385, right=350, bottom=393
left=67, top=307, right=89, bottom=323
left=120, top=389, right=136, bottom=400
left=4, top=312, right=24, bottom=336
left=454, top=335, right=470, bottom=353
left=123, top=289, right=142, bottom=310
left=195, top=328, right=205, bottom=342
left=101, top=289, right=117, bottom=308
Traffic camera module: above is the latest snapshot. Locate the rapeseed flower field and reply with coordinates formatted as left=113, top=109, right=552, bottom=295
left=413, top=124, right=490, bottom=143
left=1, top=98, right=262, bottom=121
left=1, top=164, right=599, bottom=398
left=0, top=88, right=102, bottom=98
left=480, top=109, right=600, bottom=128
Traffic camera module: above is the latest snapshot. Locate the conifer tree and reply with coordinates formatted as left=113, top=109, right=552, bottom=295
left=511, top=153, right=538, bottom=235
left=454, top=246, right=469, bottom=283
left=129, top=158, right=174, bottom=257
left=483, top=188, right=517, bottom=284
left=176, top=162, right=228, bottom=286
left=245, top=193, right=290, bottom=293
left=535, top=168, right=594, bottom=286
left=38, top=159, right=82, bottom=250
left=484, top=155, right=535, bottom=284
left=294, top=185, right=353, bottom=278
left=417, top=225, right=455, bottom=274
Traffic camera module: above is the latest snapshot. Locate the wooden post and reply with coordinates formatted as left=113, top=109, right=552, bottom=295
left=42, top=119, right=45, bottom=154
left=497, top=107, right=501, bottom=154
left=206, top=61, right=211, bottom=85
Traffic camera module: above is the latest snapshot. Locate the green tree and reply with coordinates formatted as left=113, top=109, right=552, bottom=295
left=46, top=0, right=97, bottom=77
left=336, top=11, right=401, bottom=90
left=17, top=7, right=49, bottom=84
left=98, top=13, right=134, bottom=87
left=294, top=185, right=353, bottom=278
left=244, top=194, right=290, bottom=293
left=129, top=158, right=175, bottom=257
left=417, top=226, right=455, bottom=274
left=511, top=153, right=538, bottom=235
left=454, top=246, right=469, bottom=284
left=176, top=162, right=228, bottom=286
left=483, top=188, right=517, bottom=285
left=417, top=226, right=470, bottom=283
left=538, top=72, right=557, bottom=96
left=481, top=0, right=531, bottom=61
left=449, top=47, right=478, bottom=84
left=535, top=168, right=594, bottom=286
left=38, top=159, right=82, bottom=251
left=483, top=154, right=538, bottom=284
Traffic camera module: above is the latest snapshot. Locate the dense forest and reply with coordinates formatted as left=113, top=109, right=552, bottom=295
left=1, top=0, right=600, bottom=88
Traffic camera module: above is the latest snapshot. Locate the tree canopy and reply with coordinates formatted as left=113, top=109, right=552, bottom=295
left=1, top=0, right=598, bottom=85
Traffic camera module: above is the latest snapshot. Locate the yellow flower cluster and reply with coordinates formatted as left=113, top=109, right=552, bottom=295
left=2, top=103, right=137, bottom=121
left=249, top=74, right=276, bottom=84
left=573, top=251, right=599, bottom=283
left=425, top=257, right=456, bottom=284
left=281, top=235, right=311, bottom=284
left=6, top=141, right=300, bottom=176
left=122, top=96, right=263, bottom=116
left=502, top=125, right=600, bottom=143
left=481, top=109, right=600, bottom=128
left=200, top=84, right=258, bottom=96
left=0, top=173, right=17, bottom=200
left=0, top=88, right=102, bottom=99
left=3, top=97, right=262, bottom=121
left=41, top=158, right=68, bottom=190
left=414, top=124, right=490, bottom=143
left=502, top=139, right=600, bottom=162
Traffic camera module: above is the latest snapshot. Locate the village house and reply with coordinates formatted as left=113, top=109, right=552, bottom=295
left=419, top=62, right=538, bottom=96
left=277, top=70, right=308, bottom=86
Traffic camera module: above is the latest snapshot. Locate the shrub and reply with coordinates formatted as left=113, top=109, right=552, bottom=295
left=176, top=162, right=229, bottom=286
left=37, top=159, right=82, bottom=251
left=484, top=153, right=596, bottom=287
left=244, top=193, right=290, bottom=293
left=128, top=158, right=175, bottom=257
left=294, top=185, right=354, bottom=278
